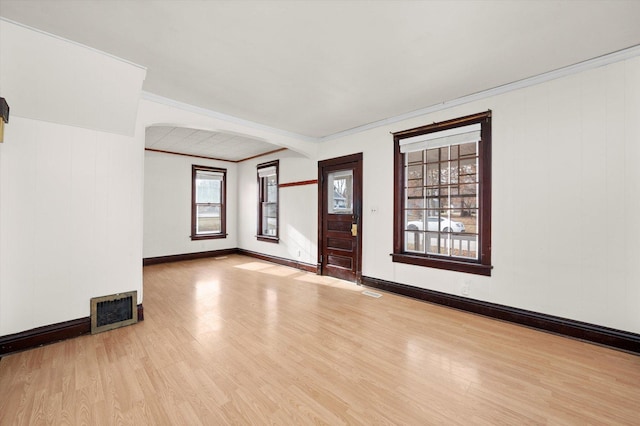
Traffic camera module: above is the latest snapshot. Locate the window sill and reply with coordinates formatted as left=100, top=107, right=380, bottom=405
left=257, top=235, right=279, bottom=243
left=391, top=253, right=492, bottom=276
left=190, top=233, right=227, bottom=241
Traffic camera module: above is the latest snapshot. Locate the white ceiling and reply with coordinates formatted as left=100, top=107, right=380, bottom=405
left=1, top=0, right=640, bottom=146
left=145, top=126, right=284, bottom=162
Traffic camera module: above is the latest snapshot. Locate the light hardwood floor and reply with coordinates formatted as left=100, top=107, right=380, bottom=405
left=1, top=254, right=639, bottom=424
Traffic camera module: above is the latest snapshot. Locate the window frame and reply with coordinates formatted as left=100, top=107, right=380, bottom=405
left=256, top=160, right=279, bottom=243
left=392, top=111, right=492, bottom=276
left=191, top=165, right=227, bottom=240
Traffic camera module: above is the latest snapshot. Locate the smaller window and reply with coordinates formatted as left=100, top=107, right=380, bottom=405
left=257, top=160, right=279, bottom=242
left=191, top=165, right=226, bottom=240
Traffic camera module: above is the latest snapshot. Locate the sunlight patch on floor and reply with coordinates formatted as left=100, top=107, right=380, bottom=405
left=195, top=279, right=220, bottom=296
left=233, top=259, right=361, bottom=292
left=260, top=266, right=301, bottom=277
left=295, top=274, right=360, bottom=291
left=234, top=262, right=274, bottom=271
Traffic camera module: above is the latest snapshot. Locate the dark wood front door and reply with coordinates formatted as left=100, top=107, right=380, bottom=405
left=318, top=153, right=363, bottom=283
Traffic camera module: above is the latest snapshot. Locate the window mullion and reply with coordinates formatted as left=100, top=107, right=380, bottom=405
left=422, top=153, right=427, bottom=254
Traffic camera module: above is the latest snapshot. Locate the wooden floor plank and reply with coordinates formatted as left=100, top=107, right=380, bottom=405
left=1, top=254, right=639, bottom=424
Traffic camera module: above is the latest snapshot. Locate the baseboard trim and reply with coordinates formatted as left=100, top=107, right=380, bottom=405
left=238, top=249, right=318, bottom=273
left=0, top=305, right=144, bottom=356
left=143, top=248, right=317, bottom=273
left=143, top=248, right=239, bottom=265
left=361, top=276, right=640, bottom=354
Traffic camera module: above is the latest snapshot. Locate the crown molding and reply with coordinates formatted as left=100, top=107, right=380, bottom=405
left=319, top=44, right=640, bottom=142
left=142, top=44, right=640, bottom=143
left=0, top=17, right=146, bottom=71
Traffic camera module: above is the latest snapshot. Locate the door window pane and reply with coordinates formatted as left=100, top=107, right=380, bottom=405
left=328, top=170, right=353, bottom=214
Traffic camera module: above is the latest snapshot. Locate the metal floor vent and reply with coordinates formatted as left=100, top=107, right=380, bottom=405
left=90, top=291, right=138, bottom=334
left=362, top=290, right=382, bottom=298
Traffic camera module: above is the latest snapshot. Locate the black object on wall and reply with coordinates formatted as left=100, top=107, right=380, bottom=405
left=0, top=97, right=9, bottom=123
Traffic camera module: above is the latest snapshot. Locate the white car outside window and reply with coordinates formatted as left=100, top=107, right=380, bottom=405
left=407, top=217, right=465, bottom=233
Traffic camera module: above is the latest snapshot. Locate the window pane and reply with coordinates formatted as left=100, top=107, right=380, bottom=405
left=426, top=149, right=439, bottom=163
left=439, top=147, right=449, bottom=161
left=459, top=158, right=477, bottom=182
left=450, top=234, right=478, bottom=259
left=426, top=232, right=446, bottom=255
left=426, top=213, right=440, bottom=231
left=407, top=151, right=423, bottom=164
left=267, top=175, right=277, bottom=202
left=261, top=202, right=277, bottom=236
left=425, top=194, right=439, bottom=210
left=447, top=166, right=457, bottom=184
left=407, top=186, right=423, bottom=198
left=460, top=210, right=478, bottom=234
left=405, top=209, right=424, bottom=230
left=406, top=197, right=425, bottom=209
left=450, top=196, right=464, bottom=211
left=328, top=170, right=353, bottom=214
left=438, top=196, right=449, bottom=212
left=406, top=164, right=423, bottom=184
left=405, top=231, right=424, bottom=252
left=459, top=142, right=477, bottom=158
left=460, top=183, right=477, bottom=196
left=196, top=176, right=221, bottom=203
left=440, top=162, right=449, bottom=184
left=196, top=204, right=221, bottom=234
left=407, top=177, right=423, bottom=188
left=426, top=163, right=440, bottom=186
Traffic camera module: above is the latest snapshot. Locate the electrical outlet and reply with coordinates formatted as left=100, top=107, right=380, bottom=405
left=461, top=284, right=470, bottom=296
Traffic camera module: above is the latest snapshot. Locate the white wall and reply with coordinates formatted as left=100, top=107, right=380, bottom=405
left=139, top=98, right=323, bottom=260
left=143, top=150, right=237, bottom=258
left=317, top=56, right=640, bottom=334
left=0, top=20, right=146, bottom=336
left=237, top=150, right=318, bottom=265
left=228, top=53, right=640, bottom=335
left=0, top=19, right=146, bottom=136
left=0, top=118, right=144, bottom=336
left=4, top=18, right=636, bottom=339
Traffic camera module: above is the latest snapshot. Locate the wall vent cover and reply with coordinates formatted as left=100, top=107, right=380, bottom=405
left=90, top=291, right=138, bottom=334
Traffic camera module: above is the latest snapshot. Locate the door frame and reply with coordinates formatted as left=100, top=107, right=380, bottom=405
left=317, top=153, right=363, bottom=283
